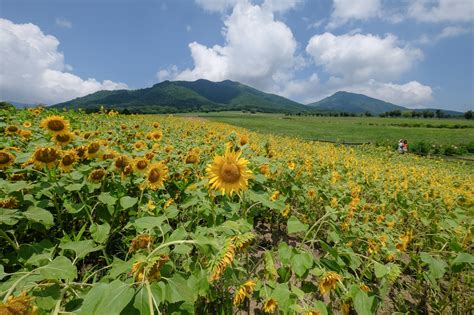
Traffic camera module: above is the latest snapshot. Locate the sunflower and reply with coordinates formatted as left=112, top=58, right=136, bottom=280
left=206, top=148, right=253, bottom=195
left=22, top=121, right=32, bottom=128
left=262, top=298, right=278, bottom=313
left=239, top=134, right=249, bottom=146
left=40, top=115, right=70, bottom=135
left=0, top=291, right=37, bottom=314
left=86, top=141, right=101, bottom=159
left=59, top=150, right=78, bottom=172
left=18, top=129, right=32, bottom=139
left=319, top=272, right=342, bottom=295
left=30, top=147, right=61, bottom=168
left=101, top=149, right=117, bottom=161
left=233, top=280, right=256, bottom=305
left=133, top=141, right=147, bottom=150
left=0, top=196, right=19, bottom=209
left=147, top=131, right=163, bottom=141
left=114, top=155, right=130, bottom=171
left=143, top=162, right=168, bottom=190
left=0, top=150, right=15, bottom=170
left=74, top=145, right=87, bottom=160
left=185, top=149, right=200, bottom=164
left=88, top=168, right=107, bottom=183
left=52, top=132, right=74, bottom=146
left=259, top=164, right=270, bottom=176
left=5, top=125, right=19, bottom=135
left=133, top=157, right=150, bottom=174
left=128, top=234, right=154, bottom=253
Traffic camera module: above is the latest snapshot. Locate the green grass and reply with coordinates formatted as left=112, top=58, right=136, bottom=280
left=183, top=112, right=474, bottom=155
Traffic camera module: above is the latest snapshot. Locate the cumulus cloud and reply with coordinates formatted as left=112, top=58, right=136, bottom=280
left=408, top=0, right=474, bottom=23
left=306, top=32, right=423, bottom=83
left=195, top=0, right=239, bottom=12
left=55, top=17, right=72, bottom=29
left=0, top=18, right=127, bottom=104
left=327, top=0, right=381, bottom=28
left=339, top=80, right=433, bottom=107
left=161, top=0, right=300, bottom=92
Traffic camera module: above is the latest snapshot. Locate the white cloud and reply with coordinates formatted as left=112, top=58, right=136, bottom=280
left=306, top=32, right=423, bottom=83
left=195, top=0, right=239, bottom=12
left=55, top=17, right=72, bottom=29
left=0, top=18, right=127, bottom=104
left=262, top=0, right=302, bottom=13
left=408, top=0, right=474, bottom=23
left=327, top=0, right=381, bottom=28
left=339, top=80, right=433, bottom=107
left=161, top=0, right=300, bottom=92
left=437, top=25, right=470, bottom=39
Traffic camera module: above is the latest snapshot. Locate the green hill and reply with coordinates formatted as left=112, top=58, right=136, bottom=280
left=52, top=79, right=311, bottom=114
left=307, top=91, right=407, bottom=114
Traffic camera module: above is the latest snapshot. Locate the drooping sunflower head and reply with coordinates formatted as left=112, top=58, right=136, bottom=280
left=0, top=150, right=15, bottom=170
left=319, top=271, right=342, bottom=295
left=206, top=148, right=253, bottom=196
left=59, top=150, right=78, bottom=172
left=31, top=147, right=61, bottom=168
left=144, top=162, right=168, bottom=190
left=239, top=134, right=249, bottom=146
left=114, top=155, right=130, bottom=171
left=52, top=132, right=74, bottom=146
left=88, top=168, right=107, bottom=183
left=233, top=280, right=256, bottom=306
left=40, top=115, right=70, bottom=135
left=262, top=298, right=278, bottom=313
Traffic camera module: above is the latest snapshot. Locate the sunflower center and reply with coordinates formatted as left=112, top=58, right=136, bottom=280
left=62, top=155, right=75, bottom=166
left=90, top=170, right=106, bottom=180
left=137, top=160, right=148, bottom=170
left=47, top=120, right=65, bottom=131
left=0, top=152, right=11, bottom=164
left=7, top=126, right=18, bottom=132
left=35, top=148, right=59, bottom=163
left=186, top=154, right=198, bottom=164
left=148, top=168, right=161, bottom=183
left=56, top=134, right=70, bottom=142
left=115, top=156, right=129, bottom=169
left=88, top=143, right=100, bottom=154
left=220, top=162, right=241, bottom=183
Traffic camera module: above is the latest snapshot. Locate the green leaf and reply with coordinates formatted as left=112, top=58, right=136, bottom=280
left=32, top=283, right=61, bottom=310
left=39, top=256, right=77, bottom=281
left=374, top=262, right=389, bottom=278
left=93, top=280, right=135, bottom=314
left=0, top=265, right=7, bottom=280
left=134, top=216, right=165, bottom=231
left=98, top=192, right=117, bottom=206
left=90, top=223, right=111, bottom=244
left=120, top=196, right=138, bottom=209
left=452, top=252, right=474, bottom=265
left=353, top=289, right=372, bottom=315
left=420, top=252, right=447, bottom=279
left=164, top=274, right=196, bottom=304
left=278, top=242, right=293, bottom=265
left=64, top=182, right=85, bottom=192
left=0, top=208, right=21, bottom=225
left=313, top=301, right=328, bottom=315
left=291, top=252, right=314, bottom=277
left=76, top=283, right=108, bottom=315
left=287, top=216, right=308, bottom=234
left=60, top=240, right=102, bottom=261
left=133, top=286, right=153, bottom=315
left=23, top=206, right=54, bottom=228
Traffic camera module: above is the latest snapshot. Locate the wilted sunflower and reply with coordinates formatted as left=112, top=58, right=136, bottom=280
left=59, top=150, right=78, bottom=172
left=30, top=147, right=61, bottom=168
left=52, top=132, right=74, bottom=146
left=0, top=150, right=15, bottom=170
left=0, top=196, right=19, bottom=209
left=0, top=291, right=37, bottom=314
left=128, top=234, right=154, bottom=253
left=131, top=255, right=169, bottom=283
left=133, top=157, right=150, bottom=174
left=40, top=115, right=70, bottom=135
left=206, top=148, right=253, bottom=195
left=319, top=272, right=342, bottom=295
left=233, top=280, right=256, bottom=305
left=262, top=298, right=278, bottom=313
left=143, top=162, right=168, bottom=190
left=88, top=168, right=107, bottom=183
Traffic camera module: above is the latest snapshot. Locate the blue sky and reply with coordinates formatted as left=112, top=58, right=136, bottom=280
left=0, top=0, right=473, bottom=111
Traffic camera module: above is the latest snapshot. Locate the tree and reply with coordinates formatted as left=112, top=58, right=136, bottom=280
left=465, top=110, right=473, bottom=120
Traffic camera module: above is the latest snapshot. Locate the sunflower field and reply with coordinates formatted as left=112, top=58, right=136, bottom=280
left=0, top=107, right=473, bottom=315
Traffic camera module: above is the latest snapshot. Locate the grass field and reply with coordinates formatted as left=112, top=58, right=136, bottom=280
left=188, top=112, right=474, bottom=155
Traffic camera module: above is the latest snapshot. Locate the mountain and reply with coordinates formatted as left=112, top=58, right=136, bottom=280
left=52, top=79, right=311, bottom=113
left=307, top=91, right=406, bottom=114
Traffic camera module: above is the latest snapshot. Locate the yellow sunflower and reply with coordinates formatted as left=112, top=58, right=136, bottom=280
left=185, top=149, right=200, bottom=164
left=133, top=157, right=150, bottom=174
left=52, top=132, right=74, bottom=146
left=22, top=121, right=32, bottom=128
left=206, top=148, right=253, bottom=195
left=233, top=280, right=256, bottom=306
left=88, top=168, right=107, bottom=183
left=114, top=155, right=130, bottom=171
left=86, top=141, right=101, bottom=159
left=58, top=150, right=78, bottom=172
left=0, top=150, right=15, bottom=170
left=5, top=125, right=19, bottom=135
left=262, top=298, right=278, bottom=313
left=30, top=147, right=61, bottom=168
left=40, top=115, right=70, bottom=135
left=143, top=162, right=168, bottom=190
